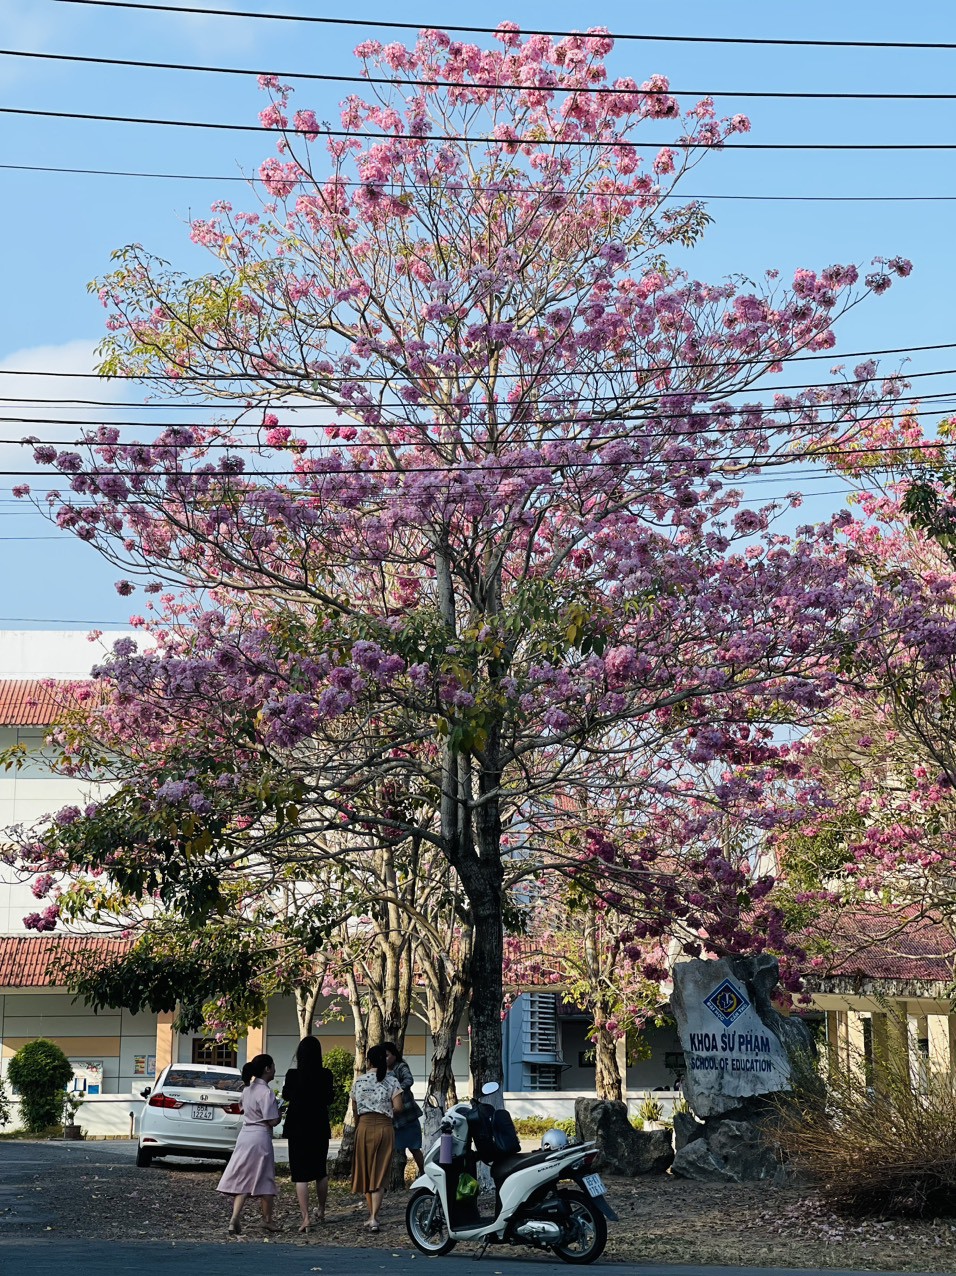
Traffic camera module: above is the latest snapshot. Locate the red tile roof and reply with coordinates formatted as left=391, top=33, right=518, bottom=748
left=0, top=935, right=133, bottom=988
left=810, top=905, right=954, bottom=985
left=0, top=679, right=73, bottom=727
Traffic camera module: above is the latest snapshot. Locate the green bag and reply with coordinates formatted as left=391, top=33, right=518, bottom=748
left=456, top=1172, right=479, bottom=1201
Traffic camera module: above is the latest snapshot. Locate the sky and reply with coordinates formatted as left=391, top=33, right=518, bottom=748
left=2, top=0, right=956, bottom=631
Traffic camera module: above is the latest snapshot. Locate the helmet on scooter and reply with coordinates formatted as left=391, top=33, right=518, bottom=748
left=541, top=1128, right=570, bottom=1152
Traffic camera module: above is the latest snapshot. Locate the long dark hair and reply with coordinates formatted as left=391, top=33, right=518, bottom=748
left=294, top=1035, right=324, bottom=1076
left=242, top=1053, right=274, bottom=1085
left=366, top=1043, right=388, bottom=1082
left=383, top=1041, right=403, bottom=1062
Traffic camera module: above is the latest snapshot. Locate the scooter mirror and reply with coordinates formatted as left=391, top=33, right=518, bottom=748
left=480, top=1081, right=500, bottom=1096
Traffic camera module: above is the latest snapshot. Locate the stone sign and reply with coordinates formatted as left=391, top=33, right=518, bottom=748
left=670, top=956, right=795, bottom=1118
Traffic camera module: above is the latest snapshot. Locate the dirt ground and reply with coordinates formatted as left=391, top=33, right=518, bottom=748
left=5, top=1142, right=956, bottom=1270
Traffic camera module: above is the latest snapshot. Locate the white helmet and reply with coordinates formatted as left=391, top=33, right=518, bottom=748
left=541, top=1128, right=570, bottom=1151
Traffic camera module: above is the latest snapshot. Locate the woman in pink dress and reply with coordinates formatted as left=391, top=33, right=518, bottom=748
left=217, top=1054, right=282, bottom=1235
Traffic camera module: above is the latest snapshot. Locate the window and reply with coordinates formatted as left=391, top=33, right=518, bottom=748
left=165, top=1067, right=243, bottom=1092
left=524, top=994, right=558, bottom=1055
left=191, top=1038, right=238, bottom=1069
left=524, top=1062, right=561, bottom=1091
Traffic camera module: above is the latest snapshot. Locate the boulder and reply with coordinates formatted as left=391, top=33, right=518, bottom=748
left=672, top=1111, right=705, bottom=1152
left=671, top=1137, right=735, bottom=1182
left=574, top=1098, right=674, bottom=1176
left=708, top=1119, right=777, bottom=1182
left=670, top=955, right=816, bottom=1119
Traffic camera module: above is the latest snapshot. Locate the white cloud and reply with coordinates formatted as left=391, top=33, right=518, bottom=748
left=153, top=2, right=288, bottom=56
left=0, top=0, right=73, bottom=89
left=0, top=338, right=131, bottom=479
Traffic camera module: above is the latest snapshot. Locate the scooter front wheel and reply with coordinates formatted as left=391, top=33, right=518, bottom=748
left=406, top=1188, right=457, bottom=1256
left=551, top=1188, right=608, bottom=1265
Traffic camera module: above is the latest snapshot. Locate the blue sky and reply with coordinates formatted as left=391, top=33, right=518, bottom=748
left=2, top=0, right=955, bottom=628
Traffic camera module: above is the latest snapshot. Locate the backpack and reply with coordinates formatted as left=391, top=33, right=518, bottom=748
left=466, top=1102, right=520, bottom=1162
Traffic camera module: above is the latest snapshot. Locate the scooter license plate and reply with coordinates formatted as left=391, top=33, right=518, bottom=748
left=582, top=1172, right=607, bottom=1197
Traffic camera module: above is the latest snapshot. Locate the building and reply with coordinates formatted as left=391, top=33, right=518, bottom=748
left=1, top=631, right=953, bottom=1136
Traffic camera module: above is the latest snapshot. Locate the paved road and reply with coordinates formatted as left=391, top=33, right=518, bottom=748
left=0, top=1243, right=950, bottom=1276
left=0, top=1142, right=950, bottom=1276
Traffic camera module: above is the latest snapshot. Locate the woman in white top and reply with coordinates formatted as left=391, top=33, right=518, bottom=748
left=349, top=1043, right=403, bottom=1231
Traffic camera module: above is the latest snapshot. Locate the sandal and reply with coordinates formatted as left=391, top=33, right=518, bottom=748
left=298, top=1222, right=312, bottom=1234
left=263, top=1222, right=283, bottom=1233
left=227, top=1221, right=242, bottom=1236
left=367, top=1221, right=380, bottom=1233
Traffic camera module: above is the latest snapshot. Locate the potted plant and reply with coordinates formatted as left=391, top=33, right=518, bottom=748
left=636, top=1097, right=664, bottom=1130
left=62, top=1092, right=84, bottom=1140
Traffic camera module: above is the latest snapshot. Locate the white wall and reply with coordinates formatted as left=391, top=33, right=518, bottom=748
left=0, top=629, right=141, bottom=679
left=0, top=629, right=144, bottom=935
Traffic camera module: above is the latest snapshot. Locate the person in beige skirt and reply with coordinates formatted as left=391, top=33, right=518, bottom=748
left=350, top=1044, right=403, bottom=1231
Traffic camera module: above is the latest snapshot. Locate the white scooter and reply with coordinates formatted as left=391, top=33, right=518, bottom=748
left=405, top=1082, right=617, bottom=1264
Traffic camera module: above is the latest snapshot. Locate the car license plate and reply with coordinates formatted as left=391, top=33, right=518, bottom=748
left=582, top=1172, right=607, bottom=1197
left=191, top=1104, right=214, bottom=1121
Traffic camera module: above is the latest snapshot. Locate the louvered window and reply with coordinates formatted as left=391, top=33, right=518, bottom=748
left=524, top=993, right=558, bottom=1055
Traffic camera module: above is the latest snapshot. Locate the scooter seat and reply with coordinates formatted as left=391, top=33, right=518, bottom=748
left=489, top=1148, right=554, bottom=1185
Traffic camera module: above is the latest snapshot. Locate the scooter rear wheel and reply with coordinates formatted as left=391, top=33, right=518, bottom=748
left=406, top=1188, right=457, bottom=1256
left=550, top=1188, right=608, bottom=1265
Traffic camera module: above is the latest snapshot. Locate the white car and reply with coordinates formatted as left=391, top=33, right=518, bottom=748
left=137, top=1062, right=245, bottom=1167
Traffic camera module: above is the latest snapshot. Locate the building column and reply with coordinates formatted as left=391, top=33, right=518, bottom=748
left=245, top=1018, right=268, bottom=1062
left=155, top=1011, right=176, bottom=1074
left=825, top=1010, right=841, bottom=1076
left=871, top=1004, right=909, bottom=1091
left=616, top=1036, right=628, bottom=1106
left=927, top=1014, right=956, bottom=1078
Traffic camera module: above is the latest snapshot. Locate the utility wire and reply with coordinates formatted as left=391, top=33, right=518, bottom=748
left=8, top=46, right=956, bottom=100
left=0, top=360, right=933, bottom=393
left=2, top=338, right=951, bottom=386
left=8, top=104, right=956, bottom=149
left=53, top=1, right=956, bottom=51
left=4, top=432, right=948, bottom=479
left=4, top=162, right=955, bottom=202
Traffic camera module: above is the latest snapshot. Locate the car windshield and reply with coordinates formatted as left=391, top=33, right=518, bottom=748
left=163, top=1068, right=243, bottom=1093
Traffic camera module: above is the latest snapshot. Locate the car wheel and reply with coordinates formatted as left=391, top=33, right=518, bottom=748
left=135, top=1146, right=153, bottom=1168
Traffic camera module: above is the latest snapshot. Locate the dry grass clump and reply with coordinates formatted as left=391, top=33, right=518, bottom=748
left=774, top=1044, right=956, bottom=1218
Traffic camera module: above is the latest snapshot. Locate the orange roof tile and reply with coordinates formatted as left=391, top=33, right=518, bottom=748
left=0, top=680, right=74, bottom=727
left=810, top=905, right=954, bottom=985
left=0, top=935, right=133, bottom=988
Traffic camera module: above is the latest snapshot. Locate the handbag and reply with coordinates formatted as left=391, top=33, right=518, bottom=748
left=402, top=1085, right=424, bottom=1122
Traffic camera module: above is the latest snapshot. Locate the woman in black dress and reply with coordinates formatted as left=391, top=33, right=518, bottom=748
left=282, top=1035, right=335, bottom=1232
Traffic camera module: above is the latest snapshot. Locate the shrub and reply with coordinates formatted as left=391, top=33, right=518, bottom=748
left=513, top=1115, right=576, bottom=1139
left=773, top=1036, right=956, bottom=1217
left=324, top=1046, right=354, bottom=1125
left=0, top=1075, right=11, bottom=1128
left=636, top=1098, right=664, bottom=1123
left=7, top=1039, right=74, bottom=1133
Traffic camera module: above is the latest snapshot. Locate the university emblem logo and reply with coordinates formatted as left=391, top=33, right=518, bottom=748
left=703, top=979, right=750, bottom=1028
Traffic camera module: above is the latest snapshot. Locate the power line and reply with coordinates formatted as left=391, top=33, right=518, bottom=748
left=5, top=431, right=950, bottom=480
left=4, top=162, right=956, bottom=202
left=0, top=358, right=935, bottom=393
left=53, top=1, right=956, bottom=51
left=8, top=46, right=956, bottom=101
left=9, top=104, right=956, bottom=150
left=2, top=339, right=952, bottom=388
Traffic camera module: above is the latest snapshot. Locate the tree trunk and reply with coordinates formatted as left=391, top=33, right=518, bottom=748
left=333, top=971, right=370, bottom=1178
left=592, top=1017, right=623, bottom=1102
left=467, top=900, right=504, bottom=1091
left=294, top=981, right=320, bottom=1039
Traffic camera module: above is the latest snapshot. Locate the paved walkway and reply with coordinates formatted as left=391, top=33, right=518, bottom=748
left=0, top=1243, right=950, bottom=1276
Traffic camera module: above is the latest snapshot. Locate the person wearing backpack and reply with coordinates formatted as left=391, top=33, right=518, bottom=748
left=384, top=1042, right=425, bottom=1176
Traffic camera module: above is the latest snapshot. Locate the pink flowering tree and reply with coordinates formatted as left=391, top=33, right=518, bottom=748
left=15, top=23, right=914, bottom=1085
left=768, top=414, right=956, bottom=971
